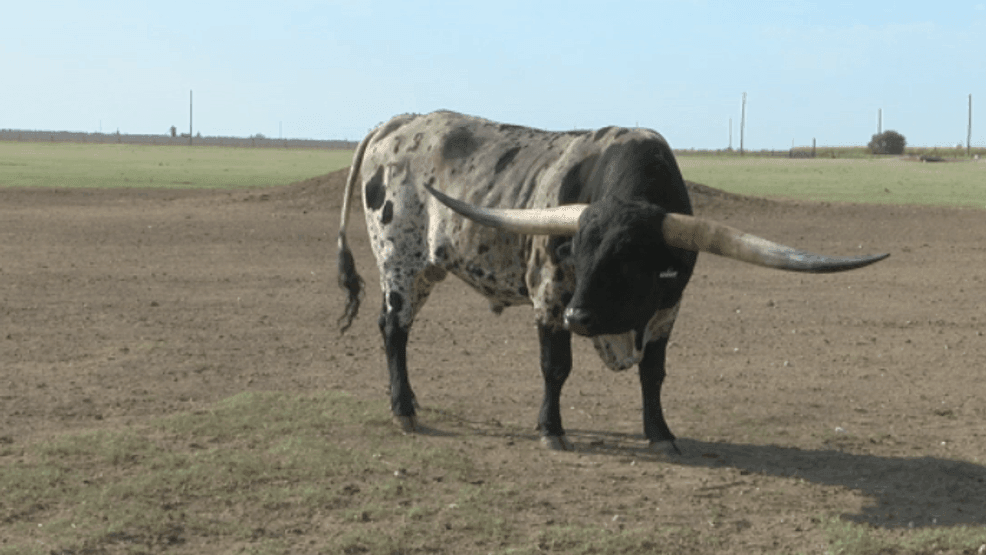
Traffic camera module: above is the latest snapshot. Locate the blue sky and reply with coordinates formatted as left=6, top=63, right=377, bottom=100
left=3, top=1, right=984, bottom=149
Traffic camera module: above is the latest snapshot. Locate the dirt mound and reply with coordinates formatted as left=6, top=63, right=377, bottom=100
left=240, top=169, right=351, bottom=210
left=684, top=180, right=779, bottom=216
left=254, top=169, right=770, bottom=217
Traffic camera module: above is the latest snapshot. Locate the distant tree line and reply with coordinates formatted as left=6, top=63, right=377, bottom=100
left=0, top=129, right=358, bottom=150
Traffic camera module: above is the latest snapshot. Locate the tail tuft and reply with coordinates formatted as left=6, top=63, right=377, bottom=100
left=336, top=127, right=375, bottom=334
left=337, top=232, right=364, bottom=333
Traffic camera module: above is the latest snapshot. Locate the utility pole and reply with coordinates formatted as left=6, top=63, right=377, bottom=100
left=740, top=92, right=747, bottom=156
left=189, top=90, right=193, bottom=146
left=968, top=94, right=973, bottom=156
left=877, top=108, right=882, bottom=135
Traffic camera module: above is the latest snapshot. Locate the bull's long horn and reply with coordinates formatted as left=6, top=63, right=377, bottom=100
left=661, top=213, right=889, bottom=273
left=424, top=181, right=585, bottom=236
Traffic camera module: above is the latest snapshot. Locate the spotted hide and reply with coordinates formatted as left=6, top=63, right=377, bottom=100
left=337, top=110, right=887, bottom=454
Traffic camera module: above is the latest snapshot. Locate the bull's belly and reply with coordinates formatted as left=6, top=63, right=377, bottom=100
left=449, top=265, right=531, bottom=314
left=432, top=229, right=533, bottom=314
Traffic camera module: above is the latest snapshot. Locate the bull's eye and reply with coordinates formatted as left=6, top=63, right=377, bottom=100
left=554, top=241, right=573, bottom=261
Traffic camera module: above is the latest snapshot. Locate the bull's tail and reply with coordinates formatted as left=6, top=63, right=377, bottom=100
left=337, top=130, right=376, bottom=333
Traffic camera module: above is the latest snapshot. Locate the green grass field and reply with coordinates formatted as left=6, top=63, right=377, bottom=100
left=2, top=141, right=983, bottom=209
left=677, top=156, right=986, bottom=209
left=0, top=141, right=354, bottom=189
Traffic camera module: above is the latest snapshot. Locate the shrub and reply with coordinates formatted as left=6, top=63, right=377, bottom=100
left=868, top=130, right=906, bottom=155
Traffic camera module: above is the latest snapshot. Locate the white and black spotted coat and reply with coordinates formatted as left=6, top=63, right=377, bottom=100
left=352, top=111, right=680, bottom=370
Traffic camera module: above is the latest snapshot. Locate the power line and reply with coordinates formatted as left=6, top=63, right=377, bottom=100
left=740, top=92, right=747, bottom=155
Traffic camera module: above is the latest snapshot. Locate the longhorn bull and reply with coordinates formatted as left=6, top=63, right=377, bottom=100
left=337, top=111, right=887, bottom=454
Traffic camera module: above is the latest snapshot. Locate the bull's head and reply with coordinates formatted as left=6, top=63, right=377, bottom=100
left=423, top=182, right=888, bottom=337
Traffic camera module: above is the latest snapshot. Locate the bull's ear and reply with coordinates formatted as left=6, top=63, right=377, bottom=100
left=554, top=240, right=573, bottom=261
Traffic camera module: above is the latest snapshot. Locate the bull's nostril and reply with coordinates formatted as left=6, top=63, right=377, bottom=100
left=563, top=307, right=593, bottom=335
left=563, top=307, right=581, bottom=324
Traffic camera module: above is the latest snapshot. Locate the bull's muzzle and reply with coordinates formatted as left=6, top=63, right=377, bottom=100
left=563, top=307, right=594, bottom=336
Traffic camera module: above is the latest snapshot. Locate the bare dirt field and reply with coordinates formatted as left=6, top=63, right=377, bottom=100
left=2, top=170, right=985, bottom=553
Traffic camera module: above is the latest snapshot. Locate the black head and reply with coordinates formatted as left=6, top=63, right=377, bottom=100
left=562, top=197, right=696, bottom=337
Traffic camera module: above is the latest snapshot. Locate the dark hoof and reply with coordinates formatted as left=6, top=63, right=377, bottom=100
left=540, top=435, right=574, bottom=451
left=648, top=440, right=681, bottom=459
left=393, top=415, right=417, bottom=434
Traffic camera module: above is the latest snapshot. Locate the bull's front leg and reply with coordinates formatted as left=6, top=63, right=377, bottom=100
left=639, top=335, right=681, bottom=457
left=537, top=324, right=574, bottom=450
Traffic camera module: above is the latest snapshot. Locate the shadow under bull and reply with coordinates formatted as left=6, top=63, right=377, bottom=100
left=570, top=429, right=986, bottom=530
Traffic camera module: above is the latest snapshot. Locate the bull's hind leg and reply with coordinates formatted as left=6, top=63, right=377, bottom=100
left=638, top=334, right=680, bottom=457
left=362, top=163, right=445, bottom=433
left=377, top=265, right=443, bottom=433
left=536, top=324, right=575, bottom=450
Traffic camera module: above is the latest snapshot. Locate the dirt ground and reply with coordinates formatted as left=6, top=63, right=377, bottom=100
left=2, top=169, right=985, bottom=553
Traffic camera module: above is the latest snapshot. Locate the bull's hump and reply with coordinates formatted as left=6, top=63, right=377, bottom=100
left=441, top=125, right=482, bottom=160
left=421, top=115, right=580, bottom=208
